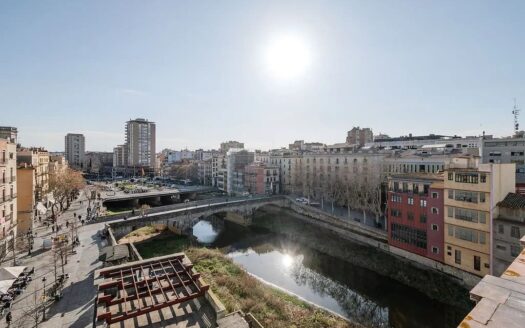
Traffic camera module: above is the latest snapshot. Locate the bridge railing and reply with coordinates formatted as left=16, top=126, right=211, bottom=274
left=94, top=195, right=283, bottom=224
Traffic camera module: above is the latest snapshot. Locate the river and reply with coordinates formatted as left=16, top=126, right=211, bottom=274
left=192, top=213, right=470, bottom=328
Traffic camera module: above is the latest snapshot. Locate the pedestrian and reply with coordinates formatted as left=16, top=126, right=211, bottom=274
left=66, top=221, right=69, bottom=228
left=6, top=311, right=11, bottom=326
left=38, top=216, right=41, bottom=223
left=74, top=212, right=76, bottom=217
left=81, top=220, right=84, bottom=226
left=52, top=226, right=55, bottom=233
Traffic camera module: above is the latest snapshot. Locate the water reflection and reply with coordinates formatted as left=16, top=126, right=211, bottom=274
left=192, top=219, right=467, bottom=328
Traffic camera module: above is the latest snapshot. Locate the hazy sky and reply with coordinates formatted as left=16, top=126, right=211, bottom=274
left=1, top=1, right=524, bottom=152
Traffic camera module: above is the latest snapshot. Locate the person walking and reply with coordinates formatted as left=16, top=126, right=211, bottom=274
left=6, top=311, right=12, bottom=326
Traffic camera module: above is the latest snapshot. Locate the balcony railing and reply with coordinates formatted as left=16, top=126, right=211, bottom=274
left=0, top=177, right=16, bottom=185
left=0, top=194, right=17, bottom=204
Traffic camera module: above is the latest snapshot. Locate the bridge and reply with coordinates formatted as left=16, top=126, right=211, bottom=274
left=108, top=195, right=286, bottom=240
left=106, top=195, right=388, bottom=247
left=101, top=186, right=216, bottom=206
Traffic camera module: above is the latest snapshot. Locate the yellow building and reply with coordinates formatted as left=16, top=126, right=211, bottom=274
left=443, top=157, right=515, bottom=276
left=17, top=147, right=50, bottom=205
left=16, top=165, right=35, bottom=235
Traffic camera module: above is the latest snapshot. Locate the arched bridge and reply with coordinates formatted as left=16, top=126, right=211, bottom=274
left=108, top=196, right=286, bottom=240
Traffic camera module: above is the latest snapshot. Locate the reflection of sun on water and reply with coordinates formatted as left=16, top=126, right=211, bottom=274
left=282, top=254, right=294, bottom=268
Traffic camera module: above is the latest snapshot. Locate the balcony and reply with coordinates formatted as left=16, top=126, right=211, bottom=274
left=0, top=177, right=16, bottom=185
left=0, top=194, right=17, bottom=204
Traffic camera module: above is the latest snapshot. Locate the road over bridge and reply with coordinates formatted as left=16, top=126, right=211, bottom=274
left=106, top=195, right=388, bottom=246
left=101, top=186, right=216, bottom=205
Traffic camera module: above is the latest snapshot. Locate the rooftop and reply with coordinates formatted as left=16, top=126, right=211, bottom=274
left=457, top=236, right=525, bottom=328
left=94, top=253, right=213, bottom=327
left=497, top=193, right=525, bottom=209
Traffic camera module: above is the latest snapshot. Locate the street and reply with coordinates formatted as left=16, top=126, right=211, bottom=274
left=6, top=190, right=107, bottom=328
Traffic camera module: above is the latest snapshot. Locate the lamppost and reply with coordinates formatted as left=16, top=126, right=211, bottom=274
left=26, top=231, right=34, bottom=255
left=41, top=277, right=47, bottom=321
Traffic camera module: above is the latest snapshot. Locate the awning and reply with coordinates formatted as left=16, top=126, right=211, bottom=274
left=0, top=266, right=27, bottom=280
left=36, top=202, right=47, bottom=214
left=0, top=279, right=15, bottom=294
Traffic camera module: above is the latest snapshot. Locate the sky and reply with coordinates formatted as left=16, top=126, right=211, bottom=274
left=1, top=1, right=524, bottom=152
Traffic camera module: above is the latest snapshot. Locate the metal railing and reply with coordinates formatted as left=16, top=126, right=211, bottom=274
left=0, top=177, right=16, bottom=185
left=0, top=194, right=17, bottom=204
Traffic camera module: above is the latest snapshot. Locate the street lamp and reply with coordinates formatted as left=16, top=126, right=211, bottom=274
left=41, top=276, right=47, bottom=321
left=26, top=231, right=34, bottom=255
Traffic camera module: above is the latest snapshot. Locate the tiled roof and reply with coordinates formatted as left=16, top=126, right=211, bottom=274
left=497, top=193, right=525, bottom=209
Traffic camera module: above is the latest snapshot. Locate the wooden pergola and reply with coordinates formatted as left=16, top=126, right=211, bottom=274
left=95, top=254, right=209, bottom=325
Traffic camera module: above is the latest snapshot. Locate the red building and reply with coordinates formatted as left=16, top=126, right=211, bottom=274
left=387, top=173, right=444, bottom=262
left=244, top=162, right=280, bottom=195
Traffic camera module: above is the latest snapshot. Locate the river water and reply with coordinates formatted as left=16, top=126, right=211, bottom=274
left=192, top=217, right=469, bottom=328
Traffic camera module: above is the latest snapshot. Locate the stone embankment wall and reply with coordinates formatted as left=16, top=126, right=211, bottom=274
left=275, top=199, right=480, bottom=290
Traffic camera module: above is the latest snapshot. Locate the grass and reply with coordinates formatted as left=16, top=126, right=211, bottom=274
left=135, top=235, right=359, bottom=327
left=193, top=247, right=359, bottom=328
left=134, top=233, right=192, bottom=258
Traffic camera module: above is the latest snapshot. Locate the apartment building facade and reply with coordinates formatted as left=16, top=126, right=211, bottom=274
left=0, top=134, right=18, bottom=258
left=17, top=147, right=50, bottom=205
left=493, top=193, right=525, bottom=276
left=244, top=162, right=280, bottom=195
left=346, top=127, right=373, bottom=147
left=387, top=174, right=445, bottom=262
left=443, top=157, right=515, bottom=276
left=64, top=133, right=85, bottom=170
left=125, top=118, right=156, bottom=168
left=16, top=165, right=35, bottom=235
left=226, top=149, right=254, bottom=195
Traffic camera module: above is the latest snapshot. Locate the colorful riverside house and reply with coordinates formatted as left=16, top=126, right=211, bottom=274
left=387, top=173, right=445, bottom=262
left=443, top=156, right=515, bottom=277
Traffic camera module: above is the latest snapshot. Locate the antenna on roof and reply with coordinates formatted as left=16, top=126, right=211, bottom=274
left=512, top=98, right=520, bottom=134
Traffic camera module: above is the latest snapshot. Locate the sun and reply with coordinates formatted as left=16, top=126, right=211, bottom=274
left=265, top=34, right=311, bottom=80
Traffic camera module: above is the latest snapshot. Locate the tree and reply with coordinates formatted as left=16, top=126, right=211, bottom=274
left=49, top=168, right=85, bottom=220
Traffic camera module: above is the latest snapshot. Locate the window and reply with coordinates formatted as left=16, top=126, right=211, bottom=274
left=498, top=224, right=504, bottom=234
left=448, top=172, right=453, bottom=180
left=431, top=207, right=438, bottom=214
left=448, top=189, right=454, bottom=199
left=431, top=192, right=438, bottom=199
left=511, top=226, right=521, bottom=239
left=420, top=200, right=427, bottom=208
left=511, top=245, right=521, bottom=257
left=420, top=214, right=427, bottom=223
left=496, top=244, right=506, bottom=251
left=455, top=173, right=479, bottom=184
left=431, top=224, right=438, bottom=231
left=390, top=223, right=427, bottom=249
left=455, top=250, right=461, bottom=264
left=474, top=256, right=481, bottom=271
left=408, top=197, right=414, bottom=205
left=479, top=192, right=485, bottom=203
left=454, top=190, right=479, bottom=203
left=480, top=174, right=486, bottom=183
left=448, top=206, right=453, bottom=217
left=432, top=247, right=439, bottom=254
left=390, top=209, right=402, bottom=218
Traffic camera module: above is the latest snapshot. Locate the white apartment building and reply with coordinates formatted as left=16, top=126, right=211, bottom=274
left=126, top=118, right=156, bottom=168
left=64, top=133, right=85, bottom=170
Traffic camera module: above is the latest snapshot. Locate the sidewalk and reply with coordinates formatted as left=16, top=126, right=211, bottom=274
left=5, top=190, right=108, bottom=328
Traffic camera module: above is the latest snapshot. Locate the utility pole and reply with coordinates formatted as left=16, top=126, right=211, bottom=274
left=512, top=98, right=520, bottom=135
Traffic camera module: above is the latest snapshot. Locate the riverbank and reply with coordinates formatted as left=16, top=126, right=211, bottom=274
left=253, top=205, right=473, bottom=311
left=135, top=237, right=359, bottom=328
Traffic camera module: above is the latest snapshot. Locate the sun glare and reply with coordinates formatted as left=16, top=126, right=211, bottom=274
left=282, top=254, right=294, bottom=268
left=265, top=34, right=311, bottom=80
